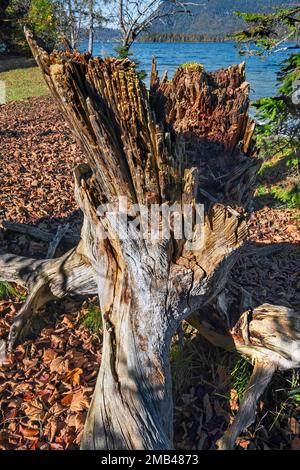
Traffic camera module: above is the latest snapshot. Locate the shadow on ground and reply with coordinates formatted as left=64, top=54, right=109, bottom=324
left=0, top=56, right=36, bottom=73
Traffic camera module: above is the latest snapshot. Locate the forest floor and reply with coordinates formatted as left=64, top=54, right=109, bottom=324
left=0, top=96, right=299, bottom=450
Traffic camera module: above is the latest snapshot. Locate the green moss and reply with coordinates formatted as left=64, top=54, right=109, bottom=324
left=178, top=62, right=204, bottom=72
left=0, top=66, right=48, bottom=102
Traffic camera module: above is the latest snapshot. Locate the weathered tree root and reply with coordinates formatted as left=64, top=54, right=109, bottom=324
left=216, top=360, right=276, bottom=450
left=0, top=165, right=99, bottom=351
left=190, top=301, right=300, bottom=449
left=0, top=246, right=97, bottom=350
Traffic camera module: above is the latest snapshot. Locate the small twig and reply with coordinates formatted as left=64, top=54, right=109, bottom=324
left=46, top=224, right=70, bottom=258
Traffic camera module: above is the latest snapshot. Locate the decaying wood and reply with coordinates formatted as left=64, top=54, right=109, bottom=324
left=46, top=223, right=70, bottom=258
left=0, top=28, right=263, bottom=449
left=2, top=220, right=79, bottom=245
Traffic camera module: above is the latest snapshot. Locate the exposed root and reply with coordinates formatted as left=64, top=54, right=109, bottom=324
left=216, top=361, right=276, bottom=450
left=8, top=279, right=54, bottom=350
left=0, top=246, right=97, bottom=351
left=190, top=299, right=300, bottom=449
left=46, top=223, right=70, bottom=258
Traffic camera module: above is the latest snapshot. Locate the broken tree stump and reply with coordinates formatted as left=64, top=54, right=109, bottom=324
left=0, top=29, right=261, bottom=449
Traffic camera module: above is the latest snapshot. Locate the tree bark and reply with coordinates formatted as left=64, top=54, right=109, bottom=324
left=88, top=0, right=94, bottom=55
left=1, top=29, right=260, bottom=449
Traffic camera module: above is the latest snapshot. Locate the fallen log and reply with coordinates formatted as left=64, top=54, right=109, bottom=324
left=2, top=220, right=80, bottom=245
left=0, top=28, right=261, bottom=449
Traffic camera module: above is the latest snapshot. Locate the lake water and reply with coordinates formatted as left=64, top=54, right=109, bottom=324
left=80, top=40, right=294, bottom=102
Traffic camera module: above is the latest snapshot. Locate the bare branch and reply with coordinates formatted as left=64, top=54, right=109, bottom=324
left=113, top=0, right=201, bottom=49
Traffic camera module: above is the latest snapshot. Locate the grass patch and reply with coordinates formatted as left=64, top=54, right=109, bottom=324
left=0, top=66, right=48, bottom=102
left=0, top=281, right=27, bottom=301
left=270, top=182, right=300, bottom=208
left=264, top=369, right=300, bottom=433
left=80, top=305, right=103, bottom=332
left=230, top=357, right=252, bottom=401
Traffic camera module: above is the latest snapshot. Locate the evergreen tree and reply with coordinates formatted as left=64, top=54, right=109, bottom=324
left=235, top=5, right=300, bottom=207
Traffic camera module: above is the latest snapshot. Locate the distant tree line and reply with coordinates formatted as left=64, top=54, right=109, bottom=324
left=139, top=32, right=227, bottom=43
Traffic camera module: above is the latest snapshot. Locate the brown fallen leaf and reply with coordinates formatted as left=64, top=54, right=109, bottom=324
left=64, top=368, right=83, bottom=386
left=229, top=389, right=239, bottom=412
left=286, top=224, right=297, bottom=234
left=69, top=391, right=90, bottom=413
left=288, top=417, right=300, bottom=435
left=44, top=419, right=58, bottom=442
left=22, top=399, right=44, bottom=420
left=23, top=392, right=35, bottom=402
left=19, top=426, right=39, bottom=439
left=213, top=399, right=230, bottom=423
left=43, top=348, right=57, bottom=363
